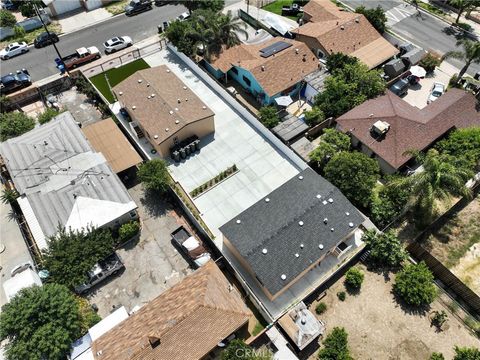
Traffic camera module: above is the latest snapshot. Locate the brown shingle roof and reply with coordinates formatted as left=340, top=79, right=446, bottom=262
left=82, top=118, right=142, bottom=173
left=209, top=39, right=319, bottom=97
left=113, top=66, right=214, bottom=145
left=293, top=0, right=398, bottom=69
left=302, top=0, right=350, bottom=22
left=92, top=261, right=251, bottom=360
left=336, top=89, right=480, bottom=170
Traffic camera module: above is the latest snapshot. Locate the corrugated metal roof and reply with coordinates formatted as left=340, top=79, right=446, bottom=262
left=0, top=112, right=137, bottom=246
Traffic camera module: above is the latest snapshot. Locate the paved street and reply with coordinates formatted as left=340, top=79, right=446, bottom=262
left=0, top=4, right=186, bottom=80
left=341, top=0, right=480, bottom=76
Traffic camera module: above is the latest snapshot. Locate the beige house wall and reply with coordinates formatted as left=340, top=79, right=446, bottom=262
left=294, top=34, right=328, bottom=58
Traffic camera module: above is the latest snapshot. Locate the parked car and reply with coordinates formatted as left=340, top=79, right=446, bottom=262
left=177, top=12, right=190, bottom=21
left=103, top=36, right=133, bottom=54
left=0, top=70, right=31, bottom=95
left=171, top=226, right=211, bottom=268
left=282, top=3, right=302, bottom=16
left=0, top=42, right=29, bottom=60
left=427, top=82, right=445, bottom=104
left=61, top=46, right=100, bottom=69
left=1, top=0, right=16, bottom=10
left=74, top=253, right=124, bottom=294
left=389, top=78, right=409, bottom=97
left=34, top=32, right=59, bottom=48
left=125, top=0, right=152, bottom=16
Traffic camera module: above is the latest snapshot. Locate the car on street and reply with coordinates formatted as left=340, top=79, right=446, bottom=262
left=103, top=36, right=133, bottom=54
left=0, top=42, right=29, bottom=60
left=427, top=82, right=445, bottom=104
left=0, top=70, right=31, bottom=95
left=61, top=46, right=100, bottom=69
left=34, top=32, right=59, bottom=48
left=171, top=226, right=211, bottom=268
left=125, top=0, right=152, bottom=16
left=1, top=0, right=16, bottom=10
left=177, top=12, right=190, bottom=21
left=389, top=78, right=409, bottom=97
left=74, top=253, right=125, bottom=294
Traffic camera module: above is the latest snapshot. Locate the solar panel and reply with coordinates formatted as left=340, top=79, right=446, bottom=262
left=259, top=41, right=293, bottom=58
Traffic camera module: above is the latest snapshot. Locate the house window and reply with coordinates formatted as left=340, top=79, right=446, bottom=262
left=231, top=67, right=238, bottom=75
left=242, top=75, right=251, bottom=87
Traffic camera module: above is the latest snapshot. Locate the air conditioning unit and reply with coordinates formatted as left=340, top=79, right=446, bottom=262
left=371, top=120, right=391, bottom=136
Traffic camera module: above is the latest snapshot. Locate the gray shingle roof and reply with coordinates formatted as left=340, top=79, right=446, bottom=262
left=0, top=112, right=136, bottom=245
left=220, top=168, right=363, bottom=296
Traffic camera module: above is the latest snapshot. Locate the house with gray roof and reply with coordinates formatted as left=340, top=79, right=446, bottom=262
left=220, top=168, right=369, bottom=320
left=0, top=112, right=137, bottom=252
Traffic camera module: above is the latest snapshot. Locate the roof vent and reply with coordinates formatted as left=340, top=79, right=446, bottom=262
left=298, top=221, right=304, bottom=226
left=154, top=135, right=159, bottom=139
left=345, top=212, right=350, bottom=216
left=261, top=65, right=265, bottom=71
left=281, top=274, right=287, bottom=280
left=146, top=83, right=150, bottom=87
left=148, top=337, right=161, bottom=349
left=340, top=25, right=345, bottom=30
left=328, top=198, right=333, bottom=203
left=138, top=79, right=142, bottom=83
left=295, top=48, right=299, bottom=54
left=295, top=253, right=299, bottom=258
left=355, top=18, right=359, bottom=23
left=96, top=350, right=103, bottom=356
left=185, top=98, right=188, bottom=101
left=177, top=98, right=181, bottom=103
left=183, top=86, right=187, bottom=90
left=265, top=197, right=270, bottom=202
left=151, top=93, right=155, bottom=98
left=174, top=107, right=179, bottom=111
left=349, top=222, right=354, bottom=228
left=322, top=200, right=327, bottom=205
left=147, top=95, right=151, bottom=99
left=236, top=219, right=241, bottom=224
left=331, top=228, right=334, bottom=232
left=165, top=128, right=169, bottom=132
left=298, top=175, right=303, bottom=180
left=324, top=218, right=328, bottom=224
left=175, top=120, right=180, bottom=124
left=369, top=113, right=374, bottom=117
left=166, top=69, right=170, bottom=73
left=202, top=106, right=207, bottom=110
left=319, top=244, right=324, bottom=250
left=132, top=105, right=136, bottom=110
left=300, top=244, right=304, bottom=249
left=372, top=120, right=391, bottom=136
left=119, top=91, right=123, bottom=95
left=262, top=248, right=268, bottom=254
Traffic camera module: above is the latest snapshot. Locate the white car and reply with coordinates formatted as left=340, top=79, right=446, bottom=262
left=427, top=82, right=445, bottom=104
left=103, top=36, right=133, bottom=54
left=0, top=42, right=29, bottom=60
left=177, top=12, right=190, bottom=21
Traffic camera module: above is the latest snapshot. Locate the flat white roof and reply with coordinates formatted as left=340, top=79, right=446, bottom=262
left=3, top=269, right=42, bottom=302
left=88, top=306, right=129, bottom=341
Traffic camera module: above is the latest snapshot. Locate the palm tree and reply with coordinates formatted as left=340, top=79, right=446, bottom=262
left=449, top=0, right=480, bottom=23
left=391, top=149, right=472, bottom=227
left=189, top=12, right=217, bottom=61
left=444, top=39, right=480, bottom=82
left=215, top=11, right=248, bottom=49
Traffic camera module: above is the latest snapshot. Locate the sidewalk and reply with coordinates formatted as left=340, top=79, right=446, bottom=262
left=56, top=7, right=113, bottom=34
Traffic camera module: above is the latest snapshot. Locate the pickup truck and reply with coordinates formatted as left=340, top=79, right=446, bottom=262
left=61, top=46, right=100, bottom=70
left=282, top=3, right=302, bottom=16
left=171, top=226, right=211, bottom=268
left=74, top=253, right=124, bottom=294
left=0, top=70, right=31, bottom=95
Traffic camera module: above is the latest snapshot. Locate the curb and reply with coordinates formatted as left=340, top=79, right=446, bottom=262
left=57, top=11, right=124, bottom=39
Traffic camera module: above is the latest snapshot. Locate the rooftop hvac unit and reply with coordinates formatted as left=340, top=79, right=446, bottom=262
left=371, top=120, right=391, bottom=136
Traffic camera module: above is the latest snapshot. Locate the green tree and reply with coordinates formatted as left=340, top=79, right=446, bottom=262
left=118, top=221, right=140, bottom=243
left=0, top=188, right=19, bottom=205
left=165, top=20, right=195, bottom=56
left=325, top=53, right=359, bottom=74
left=15, top=0, right=43, bottom=18
left=310, top=128, right=350, bottom=168
left=137, top=159, right=171, bottom=193
left=303, top=107, right=325, bottom=126
left=42, top=227, right=115, bottom=289
left=345, top=267, right=364, bottom=290
left=370, top=176, right=410, bottom=229
left=37, top=107, right=61, bottom=125
left=174, top=0, right=225, bottom=14
left=0, top=284, right=83, bottom=360
left=444, top=39, right=480, bottom=82
left=215, top=11, right=248, bottom=48
left=453, top=346, right=480, bottom=360
left=0, top=111, right=35, bottom=141
left=324, top=151, right=380, bottom=209
left=315, top=63, right=385, bottom=118
left=13, top=25, right=25, bottom=40
left=430, top=353, right=445, bottom=360
left=362, top=230, right=407, bottom=268
left=391, top=149, right=472, bottom=227
left=318, top=327, right=353, bottom=360
left=0, top=95, right=12, bottom=113
left=221, top=339, right=272, bottom=360
left=0, top=9, right=16, bottom=27
left=419, top=52, right=442, bottom=73
left=394, top=261, right=437, bottom=307
left=355, top=5, right=387, bottom=33
left=435, top=127, right=480, bottom=171
left=449, top=0, right=480, bottom=23
left=258, top=106, right=279, bottom=128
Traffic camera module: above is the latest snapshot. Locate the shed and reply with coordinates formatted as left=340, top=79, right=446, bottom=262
left=401, top=48, right=427, bottom=66
left=272, top=113, right=309, bottom=144
left=383, top=58, right=406, bottom=79
left=303, top=68, right=329, bottom=103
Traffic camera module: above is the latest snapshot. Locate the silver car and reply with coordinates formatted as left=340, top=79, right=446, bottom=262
left=0, top=42, right=29, bottom=60
left=103, top=36, right=133, bottom=54
left=427, top=82, right=445, bottom=104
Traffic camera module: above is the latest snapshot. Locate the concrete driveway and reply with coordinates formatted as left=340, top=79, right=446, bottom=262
left=87, top=183, right=192, bottom=317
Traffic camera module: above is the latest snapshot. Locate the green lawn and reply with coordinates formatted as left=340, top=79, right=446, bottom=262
left=262, top=1, right=302, bottom=21
left=90, top=59, right=150, bottom=103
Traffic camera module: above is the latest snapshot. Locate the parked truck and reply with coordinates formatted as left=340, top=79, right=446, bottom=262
left=61, top=46, right=100, bottom=70
left=74, top=253, right=124, bottom=294
left=171, top=226, right=211, bottom=268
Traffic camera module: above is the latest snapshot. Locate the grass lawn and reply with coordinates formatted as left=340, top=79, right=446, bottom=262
left=90, top=59, right=150, bottom=103
left=262, top=1, right=302, bottom=21
left=0, top=22, right=62, bottom=49
left=104, top=0, right=129, bottom=15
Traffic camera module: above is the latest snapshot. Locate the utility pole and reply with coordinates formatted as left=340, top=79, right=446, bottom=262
left=33, top=3, right=70, bottom=76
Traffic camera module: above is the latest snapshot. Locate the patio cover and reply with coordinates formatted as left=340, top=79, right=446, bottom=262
left=275, top=95, right=294, bottom=107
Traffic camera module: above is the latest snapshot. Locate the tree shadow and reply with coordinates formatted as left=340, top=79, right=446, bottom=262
left=139, top=188, right=173, bottom=218
left=391, top=288, right=431, bottom=316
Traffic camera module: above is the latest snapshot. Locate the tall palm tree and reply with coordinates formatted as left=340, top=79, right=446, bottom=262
left=189, top=12, right=217, bottom=61
left=215, top=11, right=249, bottom=49
left=391, top=149, right=472, bottom=226
left=444, top=39, right=480, bottom=82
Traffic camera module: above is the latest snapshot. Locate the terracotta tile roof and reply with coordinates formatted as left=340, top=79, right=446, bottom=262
left=113, top=66, right=214, bottom=145
left=82, top=118, right=142, bottom=173
left=293, top=0, right=398, bottom=69
left=336, top=89, right=480, bottom=170
left=209, top=39, right=319, bottom=97
left=91, top=261, right=251, bottom=360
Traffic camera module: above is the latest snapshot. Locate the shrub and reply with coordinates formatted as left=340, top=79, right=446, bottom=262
left=137, top=159, right=171, bottom=193
left=315, top=302, right=327, bottom=315
left=419, top=52, right=442, bottom=73
left=318, top=327, right=352, bottom=360
left=453, top=346, right=480, bottom=360
left=0, top=9, right=16, bottom=28
left=393, top=261, right=437, bottom=307
left=355, top=5, right=387, bottom=33
left=38, top=108, right=61, bottom=125
left=118, top=221, right=140, bottom=243
left=435, top=127, right=480, bottom=172
left=0, top=111, right=35, bottom=141
left=430, top=353, right=445, bottom=360
left=258, top=106, right=279, bottom=129
left=345, top=267, right=364, bottom=290
left=370, top=177, right=410, bottom=229
left=362, top=229, right=407, bottom=268
left=0, top=188, right=19, bottom=205
left=13, top=25, right=25, bottom=39
left=303, top=107, right=325, bottom=126
left=337, top=291, right=346, bottom=301
left=309, top=128, right=351, bottom=168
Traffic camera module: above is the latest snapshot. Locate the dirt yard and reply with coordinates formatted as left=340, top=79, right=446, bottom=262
left=309, top=265, right=479, bottom=360
left=424, top=196, right=480, bottom=295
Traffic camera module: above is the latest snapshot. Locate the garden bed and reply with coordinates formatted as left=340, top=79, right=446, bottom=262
left=190, top=164, right=238, bottom=198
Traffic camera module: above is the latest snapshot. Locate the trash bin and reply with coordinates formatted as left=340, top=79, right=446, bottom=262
left=157, top=24, right=163, bottom=34
left=194, top=139, right=200, bottom=151
left=189, top=143, right=195, bottom=153
left=180, top=148, right=186, bottom=159
left=185, top=145, right=191, bottom=156
left=172, top=151, right=180, bottom=162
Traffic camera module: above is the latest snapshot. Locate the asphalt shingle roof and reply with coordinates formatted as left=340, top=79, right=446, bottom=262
left=220, top=168, right=363, bottom=296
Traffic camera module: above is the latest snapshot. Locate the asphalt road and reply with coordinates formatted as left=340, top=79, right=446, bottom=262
left=0, top=4, right=186, bottom=80
left=341, top=0, right=480, bottom=76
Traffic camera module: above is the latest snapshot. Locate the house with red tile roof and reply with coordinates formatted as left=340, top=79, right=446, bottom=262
left=336, top=89, right=480, bottom=174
